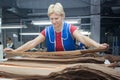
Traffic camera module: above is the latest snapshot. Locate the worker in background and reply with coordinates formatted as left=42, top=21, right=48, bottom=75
left=6, top=37, right=15, bottom=49
left=4, top=3, right=108, bottom=53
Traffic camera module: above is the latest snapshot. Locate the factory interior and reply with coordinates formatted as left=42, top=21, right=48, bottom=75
left=0, top=0, right=120, bottom=80
left=0, top=0, right=120, bottom=55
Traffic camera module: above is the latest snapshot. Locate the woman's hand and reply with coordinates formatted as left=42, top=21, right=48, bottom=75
left=98, top=43, right=109, bottom=49
left=3, top=48, right=15, bottom=53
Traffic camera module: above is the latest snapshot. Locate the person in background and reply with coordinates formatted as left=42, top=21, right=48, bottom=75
left=4, top=3, right=108, bottom=53
left=6, top=37, right=15, bottom=49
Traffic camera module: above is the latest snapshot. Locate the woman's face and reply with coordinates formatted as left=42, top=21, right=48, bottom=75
left=49, top=13, right=64, bottom=28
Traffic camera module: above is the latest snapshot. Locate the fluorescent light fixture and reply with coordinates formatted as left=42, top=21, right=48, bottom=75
left=81, top=23, right=91, bottom=26
left=20, top=33, right=39, bottom=35
left=20, top=31, right=90, bottom=36
left=1, top=25, right=27, bottom=29
left=81, top=32, right=91, bottom=35
left=32, top=19, right=80, bottom=25
left=20, top=32, right=90, bottom=37
left=32, top=21, right=51, bottom=25
left=65, top=19, right=80, bottom=24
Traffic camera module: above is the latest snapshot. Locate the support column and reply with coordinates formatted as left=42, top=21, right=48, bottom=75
left=90, top=0, right=100, bottom=43
left=0, top=8, right=2, bottom=41
left=0, top=8, right=3, bottom=59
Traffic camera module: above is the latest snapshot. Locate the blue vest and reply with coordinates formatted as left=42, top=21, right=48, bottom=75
left=45, top=22, right=76, bottom=52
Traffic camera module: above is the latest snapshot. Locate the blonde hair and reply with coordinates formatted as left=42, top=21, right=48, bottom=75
left=48, top=3, right=65, bottom=17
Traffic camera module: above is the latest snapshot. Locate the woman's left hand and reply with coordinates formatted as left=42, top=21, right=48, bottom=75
left=98, top=43, right=109, bottom=49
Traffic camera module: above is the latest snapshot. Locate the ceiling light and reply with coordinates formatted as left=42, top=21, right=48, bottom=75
left=20, top=33, right=39, bottom=35
left=19, top=32, right=90, bottom=36
left=81, top=32, right=91, bottom=35
left=79, top=30, right=91, bottom=35
left=1, top=25, right=27, bottom=29
left=32, top=21, right=51, bottom=25
left=65, top=19, right=80, bottom=24
left=32, top=19, right=80, bottom=25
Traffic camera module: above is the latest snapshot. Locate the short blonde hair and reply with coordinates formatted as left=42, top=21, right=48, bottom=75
left=48, top=3, right=65, bottom=17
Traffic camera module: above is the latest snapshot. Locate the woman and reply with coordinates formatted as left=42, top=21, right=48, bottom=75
left=4, top=3, right=108, bottom=53
left=6, top=37, right=15, bottom=49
